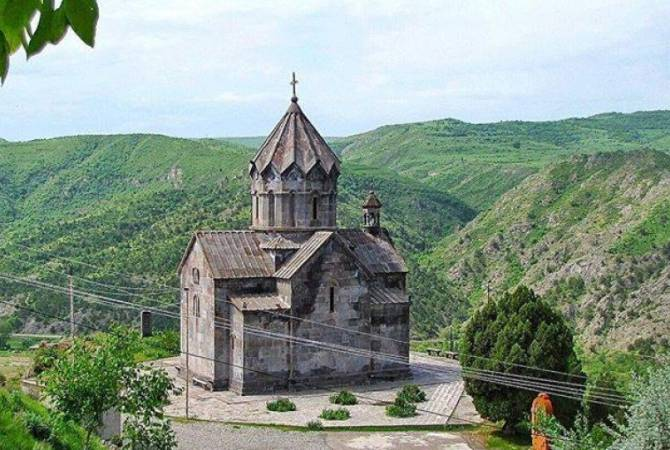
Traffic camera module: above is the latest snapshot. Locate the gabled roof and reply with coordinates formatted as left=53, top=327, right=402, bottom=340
left=177, top=231, right=275, bottom=279
left=250, top=99, right=340, bottom=176
left=274, top=231, right=334, bottom=279
left=178, top=229, right=407, bottom=280
left=338, top=230, right=408, bottom=274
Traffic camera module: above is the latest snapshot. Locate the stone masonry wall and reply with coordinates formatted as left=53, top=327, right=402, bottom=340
left=180, top=240, right=216, bottom=387
left=288, top=239, right=373, bottom=387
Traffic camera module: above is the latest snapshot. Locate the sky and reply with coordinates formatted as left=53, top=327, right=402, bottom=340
left=0, top=0, right=669, bottom=141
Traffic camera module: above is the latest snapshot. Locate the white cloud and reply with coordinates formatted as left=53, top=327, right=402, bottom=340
left=0, top=0, right=668, bottom=140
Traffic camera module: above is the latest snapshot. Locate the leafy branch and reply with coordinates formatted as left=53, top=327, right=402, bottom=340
left=0, top=0, right=99, bottom=84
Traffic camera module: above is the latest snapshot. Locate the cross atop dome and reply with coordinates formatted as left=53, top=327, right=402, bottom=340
left=290, top=72, right=298, bottom=102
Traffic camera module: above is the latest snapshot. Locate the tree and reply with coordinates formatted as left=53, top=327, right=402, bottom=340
left=0, top=318, right=11, bottom=349
left=460, top=285, right=582, bottom=434
left=608, top=363, right=670, bottom=449
left=0, top=0, right=99, bottom=84
left=42, top=327, right=179, bottom=449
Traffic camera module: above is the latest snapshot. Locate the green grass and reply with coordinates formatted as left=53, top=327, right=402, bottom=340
left=0, top=388, right=105, bottom=450
left=133, top=331, right=180, bottom=362
left=611, top=199, right=670, bottom=256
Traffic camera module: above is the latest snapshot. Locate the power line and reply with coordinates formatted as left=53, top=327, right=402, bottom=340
left=0, top=298, right=601, bottom=444
left=8, top=241, right=664, bottom=370
left=0, top=271, right=629, bottom=406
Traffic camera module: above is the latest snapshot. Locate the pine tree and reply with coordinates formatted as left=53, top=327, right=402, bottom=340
left=460, top=285, right=582, bottom=434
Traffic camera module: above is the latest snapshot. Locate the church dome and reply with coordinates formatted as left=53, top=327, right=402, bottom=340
left=249, top=75, right=340, bottom=231
left=250, top=98, right=340, bottom=177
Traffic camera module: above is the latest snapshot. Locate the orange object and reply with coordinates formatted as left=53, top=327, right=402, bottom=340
left=531, top=392, right=554, bottom=450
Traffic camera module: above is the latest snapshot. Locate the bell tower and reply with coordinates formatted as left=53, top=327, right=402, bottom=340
left=249, top=73, right=340, bottom=231
left=363, top=191, right=382, bottom=235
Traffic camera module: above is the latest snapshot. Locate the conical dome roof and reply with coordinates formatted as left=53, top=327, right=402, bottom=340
left=251, top=99, right=340, bottom=176
left=363, top=191, right=382, bottom=208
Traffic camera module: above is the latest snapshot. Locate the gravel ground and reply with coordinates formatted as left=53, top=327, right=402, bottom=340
left=173, top=421, right=476, bottom=450
left=174, top=422, right=327, bottom=450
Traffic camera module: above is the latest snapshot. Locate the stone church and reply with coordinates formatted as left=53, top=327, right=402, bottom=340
left=178, top=81, right=410, bottom=395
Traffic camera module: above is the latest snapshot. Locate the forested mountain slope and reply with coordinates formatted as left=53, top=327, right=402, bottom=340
left=0, top=134, right=472, bottom=332
left=1, top=111, right=670, bottom=350
left=337, top=111, right=670, bottom=211
left=417, top=149, right=670, bottom=349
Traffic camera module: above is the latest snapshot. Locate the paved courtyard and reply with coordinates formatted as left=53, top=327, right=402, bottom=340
left=158, top=353, right=480, bottom=427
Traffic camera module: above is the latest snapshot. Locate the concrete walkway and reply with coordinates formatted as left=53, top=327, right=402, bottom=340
left=158, top=353, right=479, bottom=427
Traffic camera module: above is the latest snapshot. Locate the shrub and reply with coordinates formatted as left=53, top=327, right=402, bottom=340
left=329, top=390, right=357, bottom=405
left=398, top=384, right=427, bottom=403
left=22, top=411, right=52, bottom=441
left=319, top=407, right=350, bottom=421
left=0, top=373, right=6, bottom=387
left=385, top=397, right=417, bottom=418
left=306, top=420, right=323, bottom=430
left=266, top=398, right=296, bottom=412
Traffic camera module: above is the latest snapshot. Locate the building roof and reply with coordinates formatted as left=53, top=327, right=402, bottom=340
left=338, top=230, right=408, bottom=274
left=250, top=99, right=340, bottom=176
left=178, top=231, right=275, bottom=279
left=229, top=293, right=290, bottom=311
left=362, top=191, right=382, bottom=208
left=274, top=231, right=333, bottom=279
left=368, top=285, right=410, bottom=305
left=178, top=229, right=407, bottom=280
left=259, top=235, right=302, bottom=250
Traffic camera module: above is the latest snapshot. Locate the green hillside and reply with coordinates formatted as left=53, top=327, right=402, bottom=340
left=1, top=111, right=670, bottom=349
left=338, top=110, right=670, bottom=211
left=0, top=134, right=472, bottom=333
left=416, top=149, right=670, bottom=349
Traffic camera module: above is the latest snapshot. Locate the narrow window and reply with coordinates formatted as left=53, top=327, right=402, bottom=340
left=192, top=267, right=200, bottom=284
left=329, top=286, right=335, bottom=313
left=254, top=195, right=259, bottom=220
left=289, top=191, right=296, bottom=227
left=312, top=196, right=318, bottom=221
left=193, top=295, right=200, bottom=317
left=268, top=191, right=275, bottom=227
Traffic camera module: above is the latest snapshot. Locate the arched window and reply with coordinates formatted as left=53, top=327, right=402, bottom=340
left=329, top=286, right=335, bottom=313
left=254, top=195, right=259, bottom=221
left=289, top=191, right=296, bottom=227
left=192, top=267, right=200, bottom=284
left=192, top=295, right=200, bottom=317
left=312, top=195, right=318, bottom=221
left=268, top=190, right=275, bottom=227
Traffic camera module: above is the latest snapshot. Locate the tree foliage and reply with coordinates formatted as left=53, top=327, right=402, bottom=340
left=41, top=327, right=179, bottom=449
left=460, top=285, right=583, bottom=433
left=0, top=0, right=99, bottom=83
left=608, top=363, right=670, bottom=449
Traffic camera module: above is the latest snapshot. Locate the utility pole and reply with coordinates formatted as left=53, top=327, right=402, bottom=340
left=184, top=288, right=190, bottom=420
left=68, top=272, right=74, bottom=337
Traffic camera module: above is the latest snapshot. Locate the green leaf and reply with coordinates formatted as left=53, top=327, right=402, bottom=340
left=63, top=0, right=98, bottom=47
left=27, top=1, right=55, bottom=57
left=0, top=31, right=9, bottom=84
left=2, top=0, right=39, bottom=30
left=49, top=5, right=68, bottom=44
